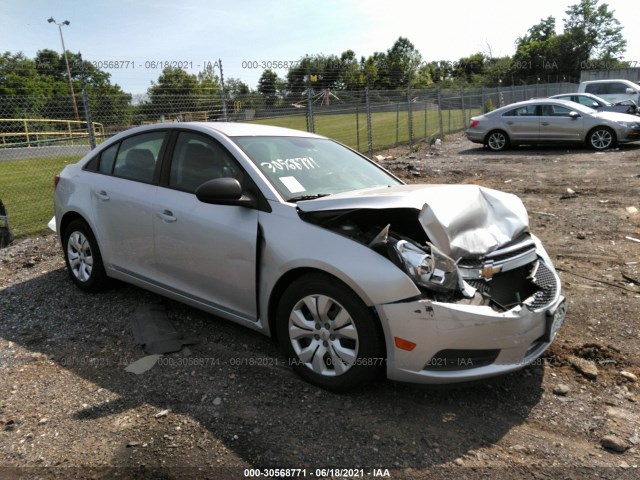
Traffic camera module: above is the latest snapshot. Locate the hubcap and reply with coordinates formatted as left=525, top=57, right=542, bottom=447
left=488, top=133, right=505, bottom=150
left=67, top=231, right=93, bottom=282
left=288, top=294, right=359, bottom=377
left=591, top=130, right=612, bottom=149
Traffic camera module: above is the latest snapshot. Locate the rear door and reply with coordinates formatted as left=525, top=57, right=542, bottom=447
left=501, top=105, right=540, bottom=141
left=152, top=130, right=259, bottom=320
left=90, top=130, right=167, bottom=279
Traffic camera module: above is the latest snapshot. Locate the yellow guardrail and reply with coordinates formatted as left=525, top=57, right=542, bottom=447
left=0, top=118, right=105, bottom=146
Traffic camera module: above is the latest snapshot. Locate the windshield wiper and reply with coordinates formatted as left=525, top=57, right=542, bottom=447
left=287, top=193, right=332, bottom=202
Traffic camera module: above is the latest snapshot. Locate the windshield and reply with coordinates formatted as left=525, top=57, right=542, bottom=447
left=232, top=136, right=401, bottom=201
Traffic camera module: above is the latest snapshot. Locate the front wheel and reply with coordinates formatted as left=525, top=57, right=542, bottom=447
left=276, top=273, right=385, bottom=392
left=63, top=219, right=108, bottom=292
left=587, top=127, right=616, bottom=150
left=485, top=130, right=510, bottom=151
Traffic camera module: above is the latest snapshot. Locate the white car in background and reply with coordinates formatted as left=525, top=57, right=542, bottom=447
left=578, top=79, right=640, bottom=106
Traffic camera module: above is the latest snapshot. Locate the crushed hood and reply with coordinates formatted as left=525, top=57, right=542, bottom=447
left=297, top=184, right=530, bottom=258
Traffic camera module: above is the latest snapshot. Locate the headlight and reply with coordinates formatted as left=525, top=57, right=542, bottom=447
left=616, top=121, right=640, bottom=128
left=394, top=240, right=462, bottom=293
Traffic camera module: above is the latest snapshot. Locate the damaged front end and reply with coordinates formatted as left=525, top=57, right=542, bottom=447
left=297, top=184, right=565, bottom=383
left=297, top=184, right=558, bottom=314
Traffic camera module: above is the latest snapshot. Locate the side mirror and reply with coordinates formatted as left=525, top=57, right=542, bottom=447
left=195, top=177, right=256, bottom=208
left=626, top=87, right=635, bottom=95
left=569, top=111, right=581, bottom=119
left=591, top=102, right=599, bottom=108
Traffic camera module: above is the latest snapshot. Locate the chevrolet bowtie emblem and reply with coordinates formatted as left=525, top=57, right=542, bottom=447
left=481, top=265, right=502, bottom=279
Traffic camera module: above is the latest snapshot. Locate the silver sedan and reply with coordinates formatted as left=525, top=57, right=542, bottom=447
left=53, top=122, right=565, bottom=391
left=466, top=98, right=640, bottom=151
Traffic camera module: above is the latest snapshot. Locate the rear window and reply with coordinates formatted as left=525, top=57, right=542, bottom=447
left=585, top=82, right=638, bottom=95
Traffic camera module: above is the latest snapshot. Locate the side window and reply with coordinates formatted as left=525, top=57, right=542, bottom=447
left=98, top=143, right=119, bottom=174
left=112, top=131, right=166, bottom=183
left=576, top=96, right=596, bottom=107
left=503, top=105, right=537, bottom=117
left=610, top=82, right=629, bottom=94
left=542, top=105, right=573, bottom=117
left=169, top=132, right=241, bottom=193
left=585, top=83, right=605, bottom=95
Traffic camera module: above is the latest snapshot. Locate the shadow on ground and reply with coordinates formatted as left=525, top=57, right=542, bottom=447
left=1, top=266, right=545, bottom=478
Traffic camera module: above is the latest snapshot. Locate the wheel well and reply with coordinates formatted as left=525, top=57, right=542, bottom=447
left=485, top=129, right=508, bottom=142
left=587, top=125, right=616, bottom=138
left=267, top=268, right=386, bottom=360
left=59, top=212, right=87, bottom=243
left=268, top=268, right=318, bottom=343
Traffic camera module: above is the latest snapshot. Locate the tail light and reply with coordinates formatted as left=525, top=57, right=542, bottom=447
left=469, top=120, right=480, bottom=128
left=54, top=174, right=60, bottom=189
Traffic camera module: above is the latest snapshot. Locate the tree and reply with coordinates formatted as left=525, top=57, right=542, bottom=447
left=511, top=1, right=627, bottom=81
left=0, top=50, right=131, bottom=124
left=383, top=37, right=422, bottom=88
left=258, top=69, right=279, bottom=107
left=564, top=0, right=626, bottom=60
left=285, top=54, right=344, bottom=96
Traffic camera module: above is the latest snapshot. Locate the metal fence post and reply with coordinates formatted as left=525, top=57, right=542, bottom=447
left=424, top=95, right=427, bottom=138
left=460, top=85, right=465, bottom=127
left=407, top=85, right=413, bottom=151
left=365, top=85, right=372, bottom=158
left=395, top=103, right=399, bottom=146
left=356, top=102, right=360, bottom=152
left=81, top=87, right=96, bottom=149
left=219, top=58, right=228, bottom=121
left=306, top=75, right=315, bottom=133
left=437, top=89, right=444, bottom=140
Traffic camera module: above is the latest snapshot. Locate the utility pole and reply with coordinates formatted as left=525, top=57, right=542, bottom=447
left=48, top=17, right=80, bottom=122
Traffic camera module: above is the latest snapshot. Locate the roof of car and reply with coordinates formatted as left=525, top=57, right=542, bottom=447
left=130, top=121, right=324, bottom=138
left=580, top=79, right=640, bottom=85
left=492, top=98, right=586, bottom=111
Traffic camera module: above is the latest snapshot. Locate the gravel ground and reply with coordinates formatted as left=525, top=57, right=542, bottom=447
left=1, top=134, right=639, bottom=479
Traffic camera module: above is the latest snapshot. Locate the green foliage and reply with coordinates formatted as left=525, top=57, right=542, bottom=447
left=0, top=50, right=132, bottom=125
left=258, top=69, right=280, bottom=107
left=140, top=65, right=222, bottom=119
left=484, top=97, right=495, bottom=112
left=511, top=0, right=626, bottom=80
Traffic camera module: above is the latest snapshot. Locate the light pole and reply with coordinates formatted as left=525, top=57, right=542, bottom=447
left=47, top=17, right=80, bottom=122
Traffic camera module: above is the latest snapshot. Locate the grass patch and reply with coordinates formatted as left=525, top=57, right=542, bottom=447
left=0, top=155, right=81, bottom=238
left=246, top=108, right=480, bottom=151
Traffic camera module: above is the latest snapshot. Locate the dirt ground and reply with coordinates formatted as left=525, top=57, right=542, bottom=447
left=1, top=134, right=639, bottom=479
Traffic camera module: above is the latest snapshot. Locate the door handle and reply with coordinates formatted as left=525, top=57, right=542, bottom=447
left=506, top=121, right=514, bottom=125
left=541, top=122, right=550, bottom=126
left=156, top=210, right=177, bottom=223
left=95, top=190, right=110, bottom=201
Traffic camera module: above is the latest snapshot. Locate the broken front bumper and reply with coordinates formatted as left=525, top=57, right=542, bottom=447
left=377, top=291, right=566, bottom=384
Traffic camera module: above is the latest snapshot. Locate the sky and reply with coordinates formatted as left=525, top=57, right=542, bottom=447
left=2, top=0, right=638, bottom=94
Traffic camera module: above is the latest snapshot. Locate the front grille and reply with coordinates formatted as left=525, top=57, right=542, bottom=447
left=530, top=262, right=558, bottom=310
left=466, top=260, right=558, bottom=311
left=423, top=349, right=500, bottom=371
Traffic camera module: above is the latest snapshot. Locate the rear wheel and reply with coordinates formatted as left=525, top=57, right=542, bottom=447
left=485, top=130, right=510, bottom=151
left=63, top=219, right=108, bottom=292
left=276, top=273, right=384, bottom=392
left=587, top=127, right=616, bottom=150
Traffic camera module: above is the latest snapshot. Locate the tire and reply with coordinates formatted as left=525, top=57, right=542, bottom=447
left=62, top=219, right=108, bottom=292
left=587, top=127, right=616, bottom=150
left=276, top=273, right=384, bottom=392
left=485, top=130, right=510, bottom=152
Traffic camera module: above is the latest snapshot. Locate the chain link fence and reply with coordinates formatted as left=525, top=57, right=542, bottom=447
left=0, top=81, right=576, bottom=240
